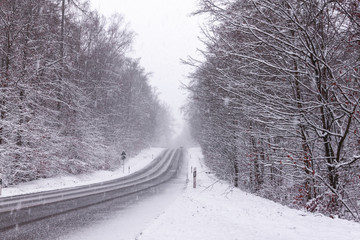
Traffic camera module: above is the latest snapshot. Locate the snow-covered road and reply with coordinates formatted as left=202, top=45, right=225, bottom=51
left=60, top=160, right=187, bottom=240
left=1, top=147, right=187, bottom=240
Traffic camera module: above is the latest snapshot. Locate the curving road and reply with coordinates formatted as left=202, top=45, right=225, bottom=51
left=0, top=148, right=183, bottom=239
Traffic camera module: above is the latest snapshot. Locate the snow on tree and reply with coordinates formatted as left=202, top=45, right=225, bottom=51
left=0, top=0, right=173, bottom=186
left=186, top=0, right=360, bottom=221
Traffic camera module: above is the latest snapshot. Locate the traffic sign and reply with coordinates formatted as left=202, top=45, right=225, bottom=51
left=121, top=151, right=126, bottom=160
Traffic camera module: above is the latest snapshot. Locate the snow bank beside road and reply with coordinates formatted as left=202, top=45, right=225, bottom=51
left=1, top=148, right=164, bottom=197
left=138, top=147, right=360, bottom=240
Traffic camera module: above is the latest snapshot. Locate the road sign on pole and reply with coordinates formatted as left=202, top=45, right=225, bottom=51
left=193, top=167, right=197, bottom=188
left=121, top=151, right=126, bottom=160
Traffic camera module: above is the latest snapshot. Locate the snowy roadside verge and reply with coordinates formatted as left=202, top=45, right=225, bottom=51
left=1, top=148, right=164, bottom=198
left=138, top=147, right=360, bottom=240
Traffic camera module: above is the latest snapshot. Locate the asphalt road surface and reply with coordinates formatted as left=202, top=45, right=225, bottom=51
left=0, top=148, right=184, bottom=240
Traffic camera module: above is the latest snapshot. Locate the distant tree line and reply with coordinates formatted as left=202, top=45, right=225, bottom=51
left=186, top=0, right=360, bottom=221
left=0, top=0, right=172, bottom=186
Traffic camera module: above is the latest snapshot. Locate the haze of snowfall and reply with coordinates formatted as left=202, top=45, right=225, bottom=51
left=1, top=0, right=360, bottom=223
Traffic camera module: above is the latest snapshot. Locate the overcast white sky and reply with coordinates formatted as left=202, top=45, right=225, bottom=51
left=90, top=0, right=204, bottom=135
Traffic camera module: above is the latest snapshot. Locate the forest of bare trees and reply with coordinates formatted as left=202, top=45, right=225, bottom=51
left=186, top=0, right=360, bottom=221
left=0, top=0, right=172, bottom=186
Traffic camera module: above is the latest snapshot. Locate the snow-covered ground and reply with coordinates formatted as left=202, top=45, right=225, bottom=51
left=138, top=148, right=360, bottom=240
left=1, top=148, right=164, bottom=197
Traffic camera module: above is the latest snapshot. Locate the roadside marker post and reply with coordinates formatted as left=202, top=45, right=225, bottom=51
left=193, top=167, right=197, bottom=188
left=0, top=178, right=2, bottom=196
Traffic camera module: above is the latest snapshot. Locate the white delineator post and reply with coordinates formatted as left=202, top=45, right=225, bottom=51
left=193, top=167, right=197, bottom=188
left=0, top=178, right=2, bottom=196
